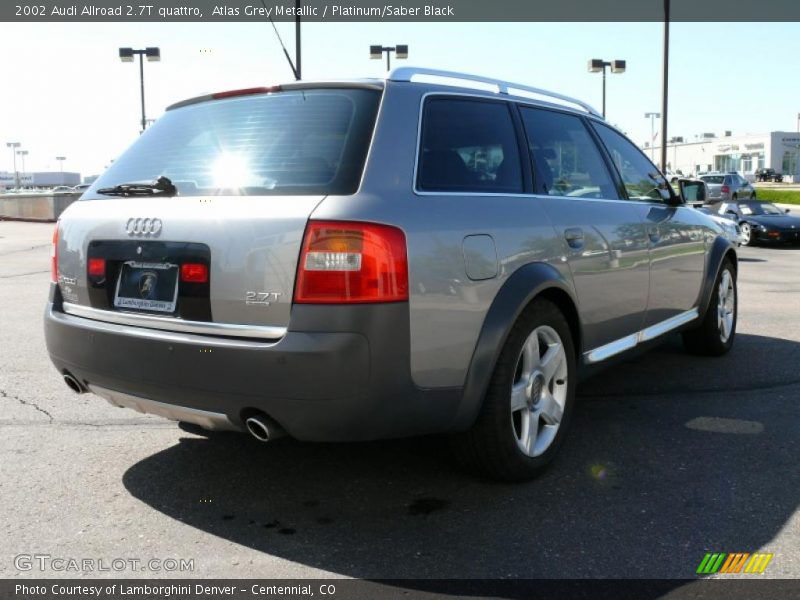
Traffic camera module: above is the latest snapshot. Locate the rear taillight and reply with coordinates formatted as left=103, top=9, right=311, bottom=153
left=721, top=185, right=730, bottom=194
left=180, top=263, right=209, bottom=283
left=51, top=225, right=58, bottom=283
left=295, top=221, right=408, bottom=304
left=87, top=258, right=106, bottom=277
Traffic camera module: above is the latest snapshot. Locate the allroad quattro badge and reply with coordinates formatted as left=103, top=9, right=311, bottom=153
left=126, top=217, right=162, bottom=236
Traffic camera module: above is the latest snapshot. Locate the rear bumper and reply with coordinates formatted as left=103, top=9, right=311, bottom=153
left=44, top=287, right=462, bottom=441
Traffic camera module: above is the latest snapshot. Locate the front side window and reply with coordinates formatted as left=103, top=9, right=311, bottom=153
left=519, top=107, right=618, bottom=200
left=592, top=122, right=670, bottom=202
left=417, top=98, right=523, bottom=193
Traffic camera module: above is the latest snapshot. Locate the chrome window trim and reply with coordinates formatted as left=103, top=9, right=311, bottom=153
left=410, top=92, right=666, bottom=205
left=583, top=307, right=700, bottom=364
left=60, top=302, right=286, bottom=343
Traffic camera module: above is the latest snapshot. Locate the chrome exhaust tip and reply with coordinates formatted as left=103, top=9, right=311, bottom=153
left=63, top=373, right=86, bottom=394
left=245, top=414, right=285, bottom=442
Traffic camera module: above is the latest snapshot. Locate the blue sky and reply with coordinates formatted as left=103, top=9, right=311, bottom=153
left=1, top=21, right=799, bottom=177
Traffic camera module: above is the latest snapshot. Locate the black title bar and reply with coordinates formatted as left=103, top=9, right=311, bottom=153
left=4, top=0, right=800, bottom=22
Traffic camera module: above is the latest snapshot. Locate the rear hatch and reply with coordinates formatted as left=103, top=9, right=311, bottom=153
left=701, top=175, right=724, bottom=198
left=55, top=85, right=381, bottom=336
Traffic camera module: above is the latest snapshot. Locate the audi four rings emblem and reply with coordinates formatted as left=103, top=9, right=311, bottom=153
left=126, top=218, right=162, bottom=236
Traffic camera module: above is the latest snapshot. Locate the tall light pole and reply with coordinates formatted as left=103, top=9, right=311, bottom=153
left=16, top=150, right=29, bottom=187
left=370, top=44, right=408, bottom=71
left=660, top=0, right=670, bottom=173
left=56, top=156, right=66, bottom=173
left=588, top=59, right=626, bottom=118
left=295, top=0, right=301, bottom=80
left=6, top=142, right=20, bottom=189
left=645, top=112, right=661, bottom=162
left=118, top=47, right=160, bottom=133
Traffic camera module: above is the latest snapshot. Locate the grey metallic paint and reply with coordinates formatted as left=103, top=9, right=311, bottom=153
left=46, top=73, right=736, bottom=441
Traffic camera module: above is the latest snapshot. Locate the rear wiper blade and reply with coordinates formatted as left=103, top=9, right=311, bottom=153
left=96, top=176, right=177, bottom=197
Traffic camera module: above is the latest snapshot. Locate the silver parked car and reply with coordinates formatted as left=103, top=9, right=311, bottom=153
left=699, top=172, right=756, bottom=203
left=44, top=68, right=738, bottom=481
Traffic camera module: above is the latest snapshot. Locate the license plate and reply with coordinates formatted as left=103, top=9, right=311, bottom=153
left=113, top=261, right=179, bottom=313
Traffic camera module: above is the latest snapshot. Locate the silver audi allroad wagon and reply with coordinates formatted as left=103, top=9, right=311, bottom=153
left=45, top=68, right=737, bottom=480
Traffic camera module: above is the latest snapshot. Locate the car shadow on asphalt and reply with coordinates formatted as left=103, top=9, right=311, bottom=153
left=122, top=333, right=799, bottom=589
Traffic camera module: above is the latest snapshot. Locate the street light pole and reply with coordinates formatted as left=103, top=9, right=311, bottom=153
left=645, top=112, right=661, bottom=162
left=17, top=150, right=28, bottom=187
left=370, top=44, right=408, bottom=72
left=138, top=52, right=146, bottom=133
left=295, top=0, right=301, bottom=80
left=6, top=142, right=20, bottom=189
left=588, top=59, right=626, bottom=118
left=119, top=47, right=161, bottom=133
left=660, top=0, right=670, bottom=173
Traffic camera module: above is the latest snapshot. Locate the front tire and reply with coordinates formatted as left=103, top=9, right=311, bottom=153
left=740, top=222, right=752, bottom=246
left=451, top=299, right=576, bottom=481
left=682, top=259, right=737, bottom=356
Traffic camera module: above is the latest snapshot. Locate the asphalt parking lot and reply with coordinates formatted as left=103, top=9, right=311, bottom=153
left=1, top=220, right=798, bottom=582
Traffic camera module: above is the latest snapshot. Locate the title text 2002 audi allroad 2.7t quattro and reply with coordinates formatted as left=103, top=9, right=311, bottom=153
left=45, top=68, right=737, bottom=481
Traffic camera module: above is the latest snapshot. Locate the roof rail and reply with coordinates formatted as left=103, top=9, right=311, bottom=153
left=388, top=66, right=602, bottom=118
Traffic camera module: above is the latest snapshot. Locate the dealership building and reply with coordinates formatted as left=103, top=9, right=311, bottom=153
left=0, top=171, right=81, bottom=190
left=646, top=131, right=800, bottom=182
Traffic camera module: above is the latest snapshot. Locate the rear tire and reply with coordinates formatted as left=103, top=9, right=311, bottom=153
left=451, top=299, right=576, bottom=481
left=682, top=259, right=737, bottom=356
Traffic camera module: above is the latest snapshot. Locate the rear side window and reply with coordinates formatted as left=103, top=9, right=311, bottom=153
left=702, top=175, right=724, bottom=184
left=592, top=122, right=670, bottom=201
left=417, top=98, right=523, bottom=193
left=520, top=107, right=619, bottom=199
left=84, top=89, right=381, bottom=199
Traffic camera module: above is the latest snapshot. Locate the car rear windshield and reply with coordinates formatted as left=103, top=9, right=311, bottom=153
left=83, top=88, right=381, bottom=199
left=701, top=175, right=724, bottom=184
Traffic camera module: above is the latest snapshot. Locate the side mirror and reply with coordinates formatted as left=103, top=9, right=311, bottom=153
left=678, top=178, right=706, bottom=204
left=656, top=186, right=682, bottom=206
left=786, top=208, right=791, bottom=214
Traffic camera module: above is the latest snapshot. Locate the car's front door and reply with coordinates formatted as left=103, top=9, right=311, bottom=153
left=591, top=122, right=707, bottom=328
left=519, top=107, right=650, bottom=358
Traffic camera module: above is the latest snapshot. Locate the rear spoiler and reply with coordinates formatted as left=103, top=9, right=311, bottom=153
left=166, top=80, right=384, bottom=111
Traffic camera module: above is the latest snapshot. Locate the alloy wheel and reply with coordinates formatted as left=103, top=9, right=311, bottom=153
left=740, top=222, right=751, bottom=245
left=509, top=325, right=568, bottom=457
left=717, top=269, right=735, bottom=343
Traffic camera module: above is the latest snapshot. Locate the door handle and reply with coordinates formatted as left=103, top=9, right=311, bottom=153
left=647, top=226, right=661, bottom=243
left=564, top=228, right=584, bottom=249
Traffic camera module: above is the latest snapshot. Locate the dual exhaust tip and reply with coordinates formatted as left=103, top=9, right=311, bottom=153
left=63, top=373, right=87, bottom=394
left=244, top=413, right=285, bottom=442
